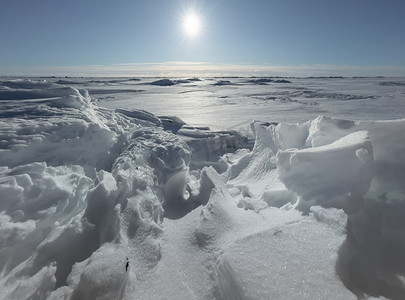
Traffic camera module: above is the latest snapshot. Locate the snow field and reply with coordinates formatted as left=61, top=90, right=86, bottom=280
left=0, top=78, right=405, bottom=299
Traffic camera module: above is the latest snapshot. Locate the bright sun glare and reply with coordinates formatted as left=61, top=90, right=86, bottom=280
left=183, top=13, right=201, bottom=38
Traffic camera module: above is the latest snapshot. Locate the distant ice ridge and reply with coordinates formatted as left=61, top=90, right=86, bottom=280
left=0, top=79, right=405, bottom=299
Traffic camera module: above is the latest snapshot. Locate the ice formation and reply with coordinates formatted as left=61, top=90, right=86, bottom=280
left=1, top=78, right=405, bottom=299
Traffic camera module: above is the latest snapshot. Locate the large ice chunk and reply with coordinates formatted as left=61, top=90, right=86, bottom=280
left=305, top=116, right=405, bottom=198
left=277, top=131, right=373, bottom=213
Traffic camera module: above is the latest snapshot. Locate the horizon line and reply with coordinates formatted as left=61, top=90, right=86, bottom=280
left=1, top=62, right=405, bottom=77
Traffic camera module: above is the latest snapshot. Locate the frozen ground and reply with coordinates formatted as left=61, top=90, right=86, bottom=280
left=1, top=77, right=405, bottom=299
left=88, top=76, right=405, bottom=130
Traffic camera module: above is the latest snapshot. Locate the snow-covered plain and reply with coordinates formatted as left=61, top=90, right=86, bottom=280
left=1, top=76, right=405, bottom=299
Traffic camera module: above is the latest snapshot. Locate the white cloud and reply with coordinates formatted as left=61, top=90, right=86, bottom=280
left=2, top=62, right=405, bottom=77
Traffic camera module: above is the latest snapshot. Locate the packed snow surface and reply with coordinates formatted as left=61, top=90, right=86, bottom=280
left=1, top=77, right=405, bottom=299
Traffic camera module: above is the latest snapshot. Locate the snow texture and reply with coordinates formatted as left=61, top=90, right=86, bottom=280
left=1, top=77, right=405, bottom=299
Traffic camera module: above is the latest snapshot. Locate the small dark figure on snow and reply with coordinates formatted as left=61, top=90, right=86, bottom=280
left=125, top=257, right=129, bottom=272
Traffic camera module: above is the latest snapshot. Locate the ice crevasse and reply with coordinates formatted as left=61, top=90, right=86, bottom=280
left=0, top=80, right=405, bottom=299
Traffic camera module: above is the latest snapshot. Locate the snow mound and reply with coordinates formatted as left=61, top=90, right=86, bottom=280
left=186, top=77, right=201, bottom=82
left=247, top=78, right=292, bottom=84
left=247, top=78, right=275, bottom=84
left=213, top=80, right=233, bottom=86
left=0, top=79, right=91, bottom=108
left=68, top=244, right=128, bottom=300
left=379, top=81, right=405, bottom=87
left=0, top=80, right=130, bottom=172
left=148, top=78, right=192, bottom=86
left=115, top=108, right=162, bottom=127
left=159, top=115, right=186, bottom=133
left=149, top=79, right=176, bottom=86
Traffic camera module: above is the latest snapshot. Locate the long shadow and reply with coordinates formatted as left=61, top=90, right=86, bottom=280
left=336, top=197, right=405, bottom=299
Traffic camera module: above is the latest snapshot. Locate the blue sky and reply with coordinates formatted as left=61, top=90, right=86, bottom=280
left=1, top=0, right=405, bottom=76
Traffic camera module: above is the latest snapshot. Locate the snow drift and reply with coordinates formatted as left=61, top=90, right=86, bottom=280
left=1, top=79, right=405, bottom=299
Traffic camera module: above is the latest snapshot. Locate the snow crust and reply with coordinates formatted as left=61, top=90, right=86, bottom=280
left=1, top=78, right=405, bottom=299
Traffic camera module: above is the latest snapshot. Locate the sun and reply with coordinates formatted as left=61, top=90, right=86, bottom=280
left=183, top=13, right=201, bottom=38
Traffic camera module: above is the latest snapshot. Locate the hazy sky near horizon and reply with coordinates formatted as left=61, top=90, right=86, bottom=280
left=1, top=0, right=405, bottom=76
